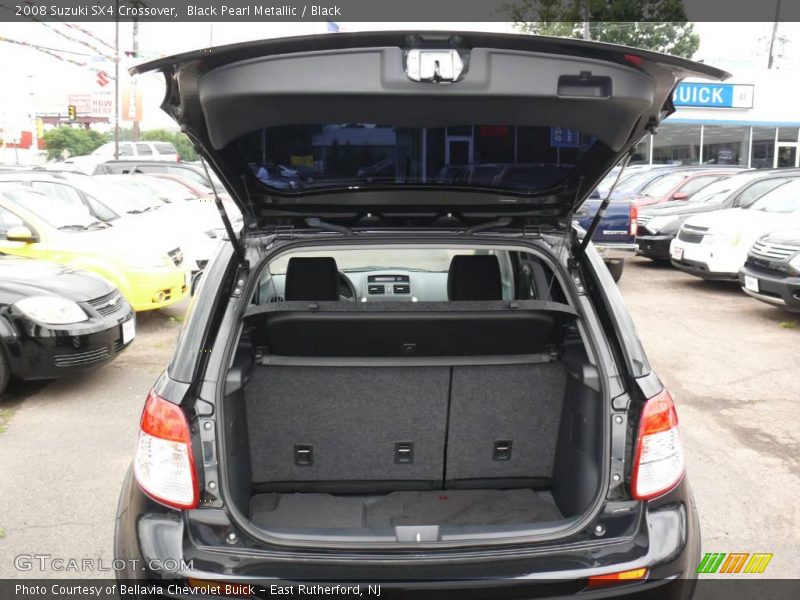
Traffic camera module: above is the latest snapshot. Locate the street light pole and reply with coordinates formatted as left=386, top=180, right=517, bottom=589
left=767, top=0, right=782, bottom=69
left=114, top=0, right=120, bottom=159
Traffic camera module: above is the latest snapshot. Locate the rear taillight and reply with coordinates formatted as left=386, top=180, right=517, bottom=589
left=629, top=205, right=638, bottom=237
left=631, top=389, right=684, bottom=501
left=133, top=391, right=199, bottom=509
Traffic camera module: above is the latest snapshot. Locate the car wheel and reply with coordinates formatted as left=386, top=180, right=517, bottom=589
left=0, top=346, right=10, bottom=397
left=605, top=258, right=624, bottom=282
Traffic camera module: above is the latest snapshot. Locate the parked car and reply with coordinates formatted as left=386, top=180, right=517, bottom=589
left=0, top=187, right=189, bottom=311
left=575, top=196, right=638, bottom=281
left=0, top=254, right=135, bottom=396
left=607, top=165, right=747, bottom=201
left=64, top=141, right=179, bottom=174
left=637, top=169, right=800, bottom=260
left=93, top=160, right=225, bottom=191
left=0, top=170, right=214, bottom=273
left=670, top=178, right=800, bottom=280
left=627, top=168, right=741, bottom=208
left=739, top=230, right=800, bottom=312
left=114, top=33, right=728, bottom=598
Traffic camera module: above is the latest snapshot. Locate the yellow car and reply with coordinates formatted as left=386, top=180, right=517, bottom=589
left=0, top=187, right=189, bottom=311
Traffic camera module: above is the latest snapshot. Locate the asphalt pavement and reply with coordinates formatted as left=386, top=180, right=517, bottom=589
left=0, top=256, right=797, bottom=578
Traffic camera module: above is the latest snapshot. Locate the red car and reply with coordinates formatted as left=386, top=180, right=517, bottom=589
left=630, top=169, right=743, bottom=208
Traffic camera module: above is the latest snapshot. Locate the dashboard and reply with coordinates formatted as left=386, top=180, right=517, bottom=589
left=259, top=270, right=450, bottom=303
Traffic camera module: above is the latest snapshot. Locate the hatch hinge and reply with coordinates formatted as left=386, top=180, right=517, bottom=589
left=231, top=265, right=249, bottom=299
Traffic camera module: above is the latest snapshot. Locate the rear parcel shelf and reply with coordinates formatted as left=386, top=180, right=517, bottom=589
left=240, top=300, right=579, bottom=360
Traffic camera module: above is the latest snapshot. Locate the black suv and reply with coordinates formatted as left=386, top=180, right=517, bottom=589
left=114, top=32, right=726, bottom=599
left=739, top=230, right=800, bottom=312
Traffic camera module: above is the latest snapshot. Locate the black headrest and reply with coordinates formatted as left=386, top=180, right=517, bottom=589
left=284, top=257, right=339, bottom=301
left=447, top=255, right=503, bottom=301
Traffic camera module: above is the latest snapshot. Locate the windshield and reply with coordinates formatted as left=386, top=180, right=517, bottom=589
left=745, top=180, right=800, bottom=213
left=610, top=170, right=662, bottom=196
left=236, top=123, right=598, bottom=194
left=688, top=176, right=747, bottom=204
left=109, top=176, right=192, bottom=204
left=77, top=179, right=162, bottom=214
left=268, top=249, right=482, bottom=275
left=2, top=189, right=99, bottom=229
left=640, top=172, right=689, bottom=198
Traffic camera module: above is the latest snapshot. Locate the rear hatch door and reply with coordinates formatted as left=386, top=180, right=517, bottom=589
left=132, top=31, right=727, bottom=227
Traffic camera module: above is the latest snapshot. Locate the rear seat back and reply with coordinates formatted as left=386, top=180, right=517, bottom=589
left=243, top=300, right=576, bottom=492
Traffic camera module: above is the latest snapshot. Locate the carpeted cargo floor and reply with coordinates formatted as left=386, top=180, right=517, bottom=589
left=250, top=489, right=561, bottom=530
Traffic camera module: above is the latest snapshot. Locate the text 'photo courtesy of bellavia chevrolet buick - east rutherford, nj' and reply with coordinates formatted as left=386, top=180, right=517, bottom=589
left=1, top=7, right=800, bottom=600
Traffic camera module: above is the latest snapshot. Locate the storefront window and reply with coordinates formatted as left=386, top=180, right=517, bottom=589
left=751, top=127, right=776, bottom=168
left=777, top=127, right=799, bottom=143
left=702, top=125, right=749, bottom=165
left=653, top=123, right=701, bottom=165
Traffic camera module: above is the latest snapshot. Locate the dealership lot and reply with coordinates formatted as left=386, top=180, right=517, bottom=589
left=0, top=256, right=798, bottom=578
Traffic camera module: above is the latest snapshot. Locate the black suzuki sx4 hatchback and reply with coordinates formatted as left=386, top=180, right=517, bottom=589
left=114, top=32, right=728, bottom=600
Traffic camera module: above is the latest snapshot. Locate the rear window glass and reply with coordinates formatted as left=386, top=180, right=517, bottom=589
left=153, top=142, right=177, bottom=154
left=236, top=124, right=597, bottom=194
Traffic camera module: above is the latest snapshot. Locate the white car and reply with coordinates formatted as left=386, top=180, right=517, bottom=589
left=670, top=178, right=800, bottom=280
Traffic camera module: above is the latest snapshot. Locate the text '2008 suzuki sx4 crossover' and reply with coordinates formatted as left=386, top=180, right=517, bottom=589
left=114, top=32, right=727, bottom=599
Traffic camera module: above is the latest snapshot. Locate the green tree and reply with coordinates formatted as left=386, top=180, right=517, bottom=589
left=502, top=0, right=700, bottom=59
left=42, top=127, right=107, bottom=161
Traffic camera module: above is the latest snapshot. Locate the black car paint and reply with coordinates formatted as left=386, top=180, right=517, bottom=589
left=114, top=231, right=700, bottom=597
left=0, top=255, right=134, bottom=383
left=114, top=33, right=709, bottom=597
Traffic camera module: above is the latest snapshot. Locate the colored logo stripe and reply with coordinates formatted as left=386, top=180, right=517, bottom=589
left=744, top=553, right=773, bottom=574
left=697, top=552, right=772, bottom=574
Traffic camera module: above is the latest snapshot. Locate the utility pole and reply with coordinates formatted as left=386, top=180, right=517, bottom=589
left=132, top=16, right=140, bottom=141
left=582, top=0, right=590, bottom=40
left=767, top=0, right=782, bottom=69
left=114, top=0, right=120, bottom=159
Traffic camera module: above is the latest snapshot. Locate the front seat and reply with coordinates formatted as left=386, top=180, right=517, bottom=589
left=447, top=255, right=503, bottom=301
left=284, top=257, right=340, bottom=301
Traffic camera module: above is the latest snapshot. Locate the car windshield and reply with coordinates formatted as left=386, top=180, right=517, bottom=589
left=236, top=123, right=597, bottom=194
left=640, top=172, right=689, bottom=198
left=609, top=170, right=664, bottom=196
left=744, top=179, right=800, bottom=213
left=2, top=189, right=100, bottom=229
left=110, top=176, right=193, bottom=204
left=688, top=172, right=769, bottom=204
left=76, top=178, right=162, bottom=214
left=268, top=249, right=483, bottom=275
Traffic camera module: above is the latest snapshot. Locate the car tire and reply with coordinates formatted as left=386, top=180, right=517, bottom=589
left=605, top=258, right=625, bottom=282
left=0, top=345, right=10, bottom=397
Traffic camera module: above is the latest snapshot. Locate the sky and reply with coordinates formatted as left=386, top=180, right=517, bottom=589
left=0, top=20, right=798, bottom=134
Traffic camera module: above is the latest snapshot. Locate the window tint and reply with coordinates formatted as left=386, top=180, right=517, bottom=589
left=736, top=178, right=792, bottom=207
left=237, top=123, right=597, bottom=194
left=136, top=143, right=153, bottom=156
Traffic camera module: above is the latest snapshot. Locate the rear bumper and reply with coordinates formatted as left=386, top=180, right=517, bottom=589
left=738, top=265, right=800, bottom=312
left=594, top=243, right=638, bottom=260
left=636, top=235, right=673, bottom=261
left=115, top=468, right=701, bottom=600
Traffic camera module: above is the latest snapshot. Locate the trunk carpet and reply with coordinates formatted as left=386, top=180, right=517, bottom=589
left=250, top=489, right=561, bottom=529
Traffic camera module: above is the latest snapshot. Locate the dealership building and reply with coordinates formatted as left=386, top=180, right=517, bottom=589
left=631, top=70, right=800, bottom=169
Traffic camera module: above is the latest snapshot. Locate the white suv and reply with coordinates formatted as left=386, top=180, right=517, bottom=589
left=62, top=141, right=179, bottom=174
left=670, top=178, right=800, bottom=279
